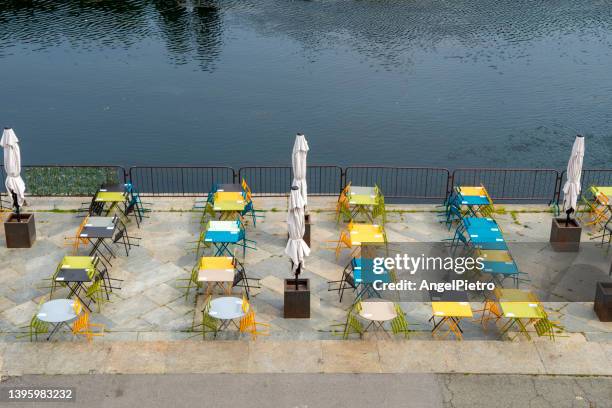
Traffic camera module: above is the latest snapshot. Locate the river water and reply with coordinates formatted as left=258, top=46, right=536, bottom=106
left=1, top=0, right=611, bottom=168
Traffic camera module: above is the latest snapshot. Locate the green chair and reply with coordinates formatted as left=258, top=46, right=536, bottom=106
left=534, top=311, right=565, bottom=341
left=390, top=303, right=412, bottom=338
left=177, top=264, right=202, bottom=300
left=192, top=296, right=219, bottom=339
left=85, top=278, right=109, bottom=313
left=332, top=302, right=364, bottom=340
left=17, top=299, right=49, bottom=342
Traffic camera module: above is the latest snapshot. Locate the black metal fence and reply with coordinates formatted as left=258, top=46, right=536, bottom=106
left=450, top=168, right=560, bottom=203
left=237, top=166, right=342, bottom=196
left=2, top=164, right=612, bottom=203
left=128, top=166, right=235, bottom=196
left=345, top=167, right=450, bottom=200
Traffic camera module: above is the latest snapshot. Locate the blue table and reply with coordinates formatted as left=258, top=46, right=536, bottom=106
left=465, top=223, right=507, bottom=250
left=457, top=193, right=492, bottom=217
left=352, top=258, right=390, bottom=300
left=204, top=221, right=244, bottom=256
left=463, top=217, right=499, bottom=231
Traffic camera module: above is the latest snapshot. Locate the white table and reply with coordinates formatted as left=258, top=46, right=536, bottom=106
left=359, top=300, right=397, bottom=336
left=209, top=297, right=246, bottom=330
left=37, top=299, right=79, bottom=340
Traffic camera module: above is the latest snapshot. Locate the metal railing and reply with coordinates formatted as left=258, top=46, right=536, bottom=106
left=2, top=164, right=612, bottom=203
left=344, top=166, right=450, bottom=200
left=0, top=165, right=126, bottom=196
left=128, top=166, right=235, bottom=196
left=564, top=169, right=612, bottom=199
left=237, top=166, right=343, bottom=196
left=451, top=168, right=560, bottom=203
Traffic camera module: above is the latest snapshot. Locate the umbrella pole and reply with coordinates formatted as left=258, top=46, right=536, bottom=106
left=11, top=191, right=20, bottom=222
left=565, top=208, right=573, bottom=227
left=295, top=263, right=301, bottom=290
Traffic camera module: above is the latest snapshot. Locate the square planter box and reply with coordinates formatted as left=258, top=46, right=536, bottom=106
left=284, top=278, right=310, bottom=318
left=549, top=217, right=581, bottom=252
left=594, top=281, right=612, bottom=322
left=4, top=213, right=36, bottom=248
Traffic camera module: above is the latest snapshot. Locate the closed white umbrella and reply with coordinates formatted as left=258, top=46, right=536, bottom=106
left=285, top=185, right=310, bottom=281
left=562, top=135, right=585, bottom=221
left=1, top=128, right=26, bottom=213
left=291, top=133, right=309, bottom=206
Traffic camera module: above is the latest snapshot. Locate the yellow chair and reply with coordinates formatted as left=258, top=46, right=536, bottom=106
left=64, top=216, right=91, bottom=254
left=475, top=299, right=503, bottom=330
left=71, top=300, right=104, bottom=342
left=241, top=178, right=253, bottom=201
left=330, top=230, right=352, bottom=260
left=239, top=295, right=269, bottom=339
left=72, top=313, right=104, bottom=342
left=479, top=184, right=495, bottom=217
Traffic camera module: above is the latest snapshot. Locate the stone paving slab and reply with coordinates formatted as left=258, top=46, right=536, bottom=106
left=1, top=340, right=612, bottom=376
left=1, top=197, right=611, bottom=346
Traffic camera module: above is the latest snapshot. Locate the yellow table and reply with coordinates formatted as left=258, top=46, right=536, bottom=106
left=95, top=191, right=127, bottom=215
left=457, top=186, right=486, bottom=196
left=348, top=223, right=385, bottom=246
left=430, top=301, right=473, bottom=339
left=213, top=192, right=246, bottom=219
left=592, top=186, right=612, bottom=199
left=60, top=256, right=95, bottom=270
left=198, top=256, right=235, bottom=295
left=347, top=186, right=378, bottom=222
left=499, top=301, right=544, bottom=340
left=497, top=289, right=537, bottom=302
left=95, top=191, right=126, bottom=202
left=477, top=249, right=513, bottom=262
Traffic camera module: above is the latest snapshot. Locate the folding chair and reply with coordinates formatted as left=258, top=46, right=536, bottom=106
left=479, top=184, right=495, bottom=217
left=390, top=304, right=412, bottom=338
left=112, top=216, right=141, bottom=256
left=232, top=258, right=260, bottom=300
left=241, top=198, right=264, bottom=228
left=331, top=302, right=363, bottom=340
left=592, top=215, right=612, bottom=248
left=64, top=216, right=91, bottom=255
left=474, top=299, right=503, bottom=330
left=125, top=183, right=152, bottom=221
left=239, top=295, right=269, bottom=339
left=372, top=189, right=387, bottom=225
left=336, top=182, right=352, bottom=223
left=17, top=299, right=49, bottom=342
left=328, top=260, right=356, bottom=302
left=327, top=229, right=352, bottom=260
left=578, top=191, right=610, bottom=229
left=85, top=277, right=109, bottom=313
left=241, top=178, right=252, bottom=199
left=533, top=315, right=565, bottom=341
left=177, top=262, right=203, bottom=300
left=71, top=299, right=104, bottom=342
left=193, top=296, right=219, bottom=339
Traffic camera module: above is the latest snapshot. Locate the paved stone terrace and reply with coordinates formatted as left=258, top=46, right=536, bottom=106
left=0, top=197, right=611, bottom=343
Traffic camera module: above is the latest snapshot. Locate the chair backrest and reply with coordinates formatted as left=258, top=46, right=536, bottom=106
left=488, top=300, right=502, bottom=317
left=72, top=299, right=83, bottom=315
left=340, top=182, right=351, bottom=199
left=241, top=179, right=252, bottom=197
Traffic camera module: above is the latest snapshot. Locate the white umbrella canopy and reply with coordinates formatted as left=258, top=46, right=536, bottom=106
left=289, top=184, right=306, bottom=213
left=285, top=186, right=310, bottom=272
left=1, top=128, right=26, bottom=207
left=291, top=133, right=309, bottom=206
left=562, top=135, right=585, bottom=214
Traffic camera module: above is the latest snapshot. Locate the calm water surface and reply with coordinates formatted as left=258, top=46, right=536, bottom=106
left=1, top=0, right=611, bottom=168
